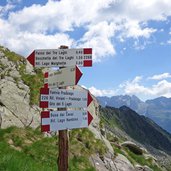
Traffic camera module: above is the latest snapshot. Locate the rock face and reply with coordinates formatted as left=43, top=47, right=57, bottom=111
left=0, top=48, right=40, bottom=128
left=114, top=154, right=135, bottom=171
left=135, top=165, right=153, bottom=171
left=0, top=79, right=40, bottom=128
left=90, top=153, right=135, bottom=171
left=121, top=141, right=143, bottom=155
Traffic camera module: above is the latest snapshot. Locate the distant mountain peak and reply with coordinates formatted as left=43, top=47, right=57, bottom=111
left=97, top=94, right=171, bottom=134
left=97, top=94, right=146, bottom=115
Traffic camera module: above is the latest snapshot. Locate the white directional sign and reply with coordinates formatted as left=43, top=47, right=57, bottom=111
left=39, top=88, right=93, bottom=108
left=44, top=66, right=82, bottom=88
left=41, top=110, right=93, bottom=132
left=27, top=48, right=92, bottom=67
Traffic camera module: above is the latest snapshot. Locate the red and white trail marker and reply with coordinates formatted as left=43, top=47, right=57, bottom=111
left=41, top=110, right=93, bottom=132
left=39, top=88, right=93, bottom=108
left=27, top=48, right=92, bottom=67
left=44, top=66, right=82, bottom=88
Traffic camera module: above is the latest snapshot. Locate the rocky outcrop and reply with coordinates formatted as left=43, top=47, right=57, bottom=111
left=135, top=165, right=153, bottom=171
left=121, top=141, right=143, bottom=155
left=0, top=48, right=40, bottom=128
left=0, top=80, right=40, bottom=128
left=90, top=153, right=135, bottom=171
left=114, top=154, right=135, bottom=171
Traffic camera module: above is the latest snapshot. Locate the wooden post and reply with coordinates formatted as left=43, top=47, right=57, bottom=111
left=58, top=129, right=68, bottom=171
left=58, top=45, right=69, bottom=171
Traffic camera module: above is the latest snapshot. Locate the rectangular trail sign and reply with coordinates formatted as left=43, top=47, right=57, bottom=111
left=44, top=66, right=82, bottom=88
left=39, top=88, right=93, bottom=108
left=41, top=110, right=93, bottom=132
left=27, top=48, right=92, bottom=67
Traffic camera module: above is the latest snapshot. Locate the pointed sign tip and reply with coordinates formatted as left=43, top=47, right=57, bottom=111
left=75, top=66, right=83, bottom=85
left=88, top=111, right=93, bottom=125
left=87, top=91, right=93, bottom=106
left=27, top=51, right=35, bottom=66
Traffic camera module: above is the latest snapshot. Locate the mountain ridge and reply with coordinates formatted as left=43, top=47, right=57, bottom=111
left=97, top=95, right=171, bottom=133
left=100, top=105, right=171, bottom=169
left=100, top=105, right=171, bottom=154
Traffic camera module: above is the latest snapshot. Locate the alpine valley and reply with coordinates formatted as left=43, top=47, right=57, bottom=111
left=97, top=95, right=171, bottom=134
left=0, top=46, right=171, bottom=171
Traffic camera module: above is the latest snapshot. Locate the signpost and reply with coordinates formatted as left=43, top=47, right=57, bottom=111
left=39, top=88, right=93, bottom=108
left=27, top=45, right=93, bottom=171
left=27, top=48, right=92, bottom=67
left=41, top=110, right=93, bottom=132
left=44, top=66, right=82, bottom=88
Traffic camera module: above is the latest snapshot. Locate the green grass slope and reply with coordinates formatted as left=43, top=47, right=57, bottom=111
left=0, top=126, right=107, bottom=171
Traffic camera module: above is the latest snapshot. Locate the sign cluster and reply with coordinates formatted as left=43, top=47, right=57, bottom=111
left=27, top=48, right=93, bottom=132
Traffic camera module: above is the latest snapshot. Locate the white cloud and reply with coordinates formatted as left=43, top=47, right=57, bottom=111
left=132, top=76, right=143, bottom=83
left=7, top=0, right=112, bottom=33
left=87, top=74, right=171, bottom=100
left=148, top=73, right=171, bottom=80
left=121, top=20, right=156, bottom=39
left=3, top=32, right=74, bottom=56
left=121, top=80, right=150, bottom=96
left=88, top=86, right=116, bottom=97
left=121, top=76, right=171, bottom=99
left=78, top=21, right=116, bottom=62
left=119, top=0, right=171, bottom=21
left=0, top=0, right=171, bottom=60
left=0, top=18, right=74, bottom=56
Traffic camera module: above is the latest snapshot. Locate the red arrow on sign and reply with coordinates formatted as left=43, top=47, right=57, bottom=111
left=41, top=110, right=93, bottom=132
left=87, top=91, right=93, bottom=107
left=75, top=66, right=82, bottom=85
left=27, top=51, right=35, bottom=66
left=88, top=111, right=93, bottom=126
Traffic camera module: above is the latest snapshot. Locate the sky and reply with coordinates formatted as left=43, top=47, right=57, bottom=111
left=0, top=0, right=171, bottom=101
